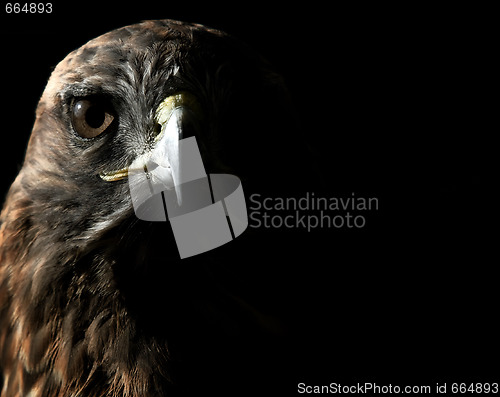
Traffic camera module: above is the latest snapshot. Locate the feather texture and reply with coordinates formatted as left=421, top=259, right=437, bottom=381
left=0, top=19, right=290, bottom=396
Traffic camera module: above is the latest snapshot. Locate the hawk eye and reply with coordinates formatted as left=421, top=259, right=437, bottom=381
left=71, top=98, right=115, bottom=138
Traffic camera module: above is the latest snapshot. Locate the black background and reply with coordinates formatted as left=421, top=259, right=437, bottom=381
left=1, top=1, right=496, bottom=394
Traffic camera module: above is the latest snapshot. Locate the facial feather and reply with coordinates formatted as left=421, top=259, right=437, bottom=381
left=0, top=19, right=290, bottom=396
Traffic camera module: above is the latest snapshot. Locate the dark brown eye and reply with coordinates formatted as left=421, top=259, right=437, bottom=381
left=71, top=99, right=115, bottom=138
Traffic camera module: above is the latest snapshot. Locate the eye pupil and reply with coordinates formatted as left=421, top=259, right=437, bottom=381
left=85, top=105, right=106, bottom=129
left=71, top=98, right=115, bottom=138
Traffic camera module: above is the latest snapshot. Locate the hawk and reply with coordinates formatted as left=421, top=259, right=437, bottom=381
left=0, top=19, right=291, bottom=396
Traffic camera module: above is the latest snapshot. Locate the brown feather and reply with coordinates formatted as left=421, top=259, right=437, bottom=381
left=1, top=19, right=290, bottom=396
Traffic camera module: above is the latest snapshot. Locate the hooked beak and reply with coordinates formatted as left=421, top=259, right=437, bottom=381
left=100, top=92, right=202, bottom=206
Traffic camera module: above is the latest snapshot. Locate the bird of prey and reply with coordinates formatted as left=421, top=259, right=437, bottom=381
left=0, top=19, right=292, bottom=396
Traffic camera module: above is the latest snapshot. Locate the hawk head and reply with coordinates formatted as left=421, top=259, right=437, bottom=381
left=0, top=19, right=291, bottom=396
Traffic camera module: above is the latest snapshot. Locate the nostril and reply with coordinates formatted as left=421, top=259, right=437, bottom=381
left=153, top=122, right=162, bottom=137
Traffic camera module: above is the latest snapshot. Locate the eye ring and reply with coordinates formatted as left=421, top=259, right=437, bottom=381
left=71, top=98, right=115, bottom=138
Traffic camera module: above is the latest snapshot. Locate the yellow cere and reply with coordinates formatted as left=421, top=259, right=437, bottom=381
left=155, top=91, right=200, bottom=127
left=99, top=92, right=200, bottom=182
